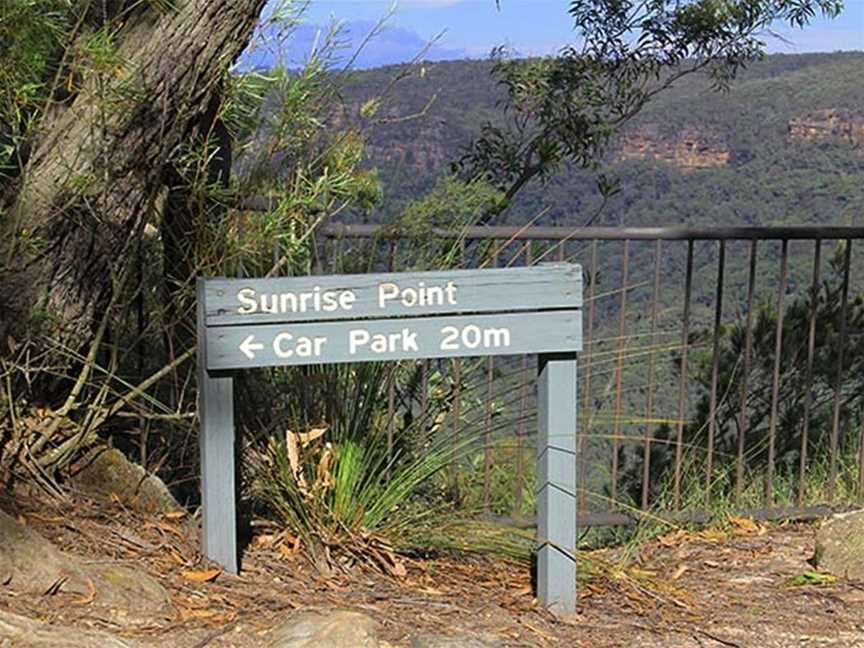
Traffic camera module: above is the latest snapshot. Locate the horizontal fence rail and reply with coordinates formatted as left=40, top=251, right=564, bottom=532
left=319, top=223, right=864, bottom=241
left=243, top=216, right=864, bottom=529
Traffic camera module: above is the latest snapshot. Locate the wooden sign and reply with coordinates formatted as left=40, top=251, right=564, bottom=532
left=197, top=264, right=582, bottom=613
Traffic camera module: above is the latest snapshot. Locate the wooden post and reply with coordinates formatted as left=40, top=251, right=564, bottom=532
left=537, top=352, right=578, bottom=613
left=197, top=279, right=238, bottom=572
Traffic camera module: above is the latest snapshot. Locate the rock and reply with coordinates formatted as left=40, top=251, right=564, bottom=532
left=266, top=609, right=380, bottom=648
left=0, top=610, right=134, bottom=647
left=69, top=446, right=180, bottom=514
left=411, top=634, right=504, bottom=648
left=0, top=510, right=171, bottom=625
left=814, top=509, right=864, bottom=579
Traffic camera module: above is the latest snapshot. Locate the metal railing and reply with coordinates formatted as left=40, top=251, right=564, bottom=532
left=289, top=223, right=864, bottom=526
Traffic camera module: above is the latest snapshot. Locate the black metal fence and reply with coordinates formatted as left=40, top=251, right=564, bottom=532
left=286, top=224, right=864, bottom=525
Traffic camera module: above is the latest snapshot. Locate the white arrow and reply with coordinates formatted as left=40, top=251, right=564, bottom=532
left=239, top=334, right=264, bottom=360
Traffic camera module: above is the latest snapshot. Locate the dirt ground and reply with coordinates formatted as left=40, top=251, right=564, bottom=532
left=2, top=493, right=864, bottom=648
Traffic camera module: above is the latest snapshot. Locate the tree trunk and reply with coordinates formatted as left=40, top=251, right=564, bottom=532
left=0, top=0, right=265, bottom=353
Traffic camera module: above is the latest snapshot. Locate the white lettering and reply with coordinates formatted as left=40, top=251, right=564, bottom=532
left=274, top=332, right=328, bottom=359
left=402, top=328, right=419, bottom=352
left=349, top=329, right=370, bottom=354
left=236, top=287, right=356, bottom=316
left=445, top=281, right=457, bottom=305
left=237, top=288, right=258, bottom=314
left=378, top=283, right=399, bottom=308
left=439, top=325, right=511, bottom=351
left=340, top=291, right=357, bottom=310
left=273, top=332, right=294, bottom=358
left=349, top=328, right=420, bottom=354
left=321, top=291, right=339, bottom=312
left=401, top=287, right=418, bottom=307
left=425, top=285, right=444, bottom=306
left=377, top=281, right=459, bottom=310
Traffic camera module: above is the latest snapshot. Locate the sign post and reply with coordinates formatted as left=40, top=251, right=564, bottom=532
left=197, top=264, right=582, bottom=612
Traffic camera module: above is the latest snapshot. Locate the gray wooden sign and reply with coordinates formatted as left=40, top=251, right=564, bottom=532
left=197, top=264, right=582, bottom=613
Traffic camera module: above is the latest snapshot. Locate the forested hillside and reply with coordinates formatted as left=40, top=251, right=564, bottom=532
left=339, top=52, right=864, bottom=228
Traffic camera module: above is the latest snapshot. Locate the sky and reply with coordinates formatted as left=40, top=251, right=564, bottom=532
left=243, top=0, right=863, bottom=70
left=295, top=0, right=864, bottom=61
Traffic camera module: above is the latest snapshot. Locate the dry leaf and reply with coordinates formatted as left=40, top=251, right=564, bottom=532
left=181, top=568, right=221, bottom=583
left=163, top=511, right=187, bottom=520
left=28, top=514, right=65, bottom=524
left=74, top=578, right=97, bottom=605
left=168, top=550, right=187, bottom=566
left=316, top=444, right=334, bottom=490
left=699, top=528, right=727, bottom=543
left=285, top=430, right=309, bottom=495
left=390, top=561, right=407, bottom=578
left=657, top=529, right=689, bottom=547
left=179, top=608, right=220, bottom=619
left=156, top=521, right=184, bottom=538
left=671, top=564, right=688, bottom=581
left=629, top=568, right=658, bottom=579
left=278, top=539, right=302, bottom=559
left=298, top=425, right=328, bottom=447
left=729, top=515, right=765, bottom=536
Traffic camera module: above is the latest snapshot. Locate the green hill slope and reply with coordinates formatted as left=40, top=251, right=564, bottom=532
left=341, top=52, right=864, bottom=230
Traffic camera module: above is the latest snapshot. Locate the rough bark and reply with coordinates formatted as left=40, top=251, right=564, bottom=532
left=162, top=91, right=232, bottom=360
left=0, top=0, right=266, bottom=352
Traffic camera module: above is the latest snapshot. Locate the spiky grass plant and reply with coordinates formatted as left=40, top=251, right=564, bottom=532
left=245, top=360, right=504, bottom=574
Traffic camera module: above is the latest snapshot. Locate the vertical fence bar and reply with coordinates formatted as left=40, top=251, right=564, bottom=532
left=798, top=239, right=821, bottom=506
left=515, top=242, right=534, bottom=516
left=578, top=240, right=598, bottom=514
left=483, top=244, right=499, bottom=516
left=705, top=240, right=726, bottom=504
left=765, top=239, right=789, bottom=505
left=642, top=240, right=662, bottom=510
left=610, top=240, right=630, bottom=504
left=673, top=240, right=694, bottom=510
left=828, top=240, right=852, bottom=501
left=736, top=240, right=758, bottom=504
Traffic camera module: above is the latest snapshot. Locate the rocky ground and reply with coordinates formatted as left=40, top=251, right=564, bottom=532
left=1, top=489, right=864, bottom=647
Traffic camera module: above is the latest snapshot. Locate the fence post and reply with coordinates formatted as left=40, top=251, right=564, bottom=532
left=197, top=279, right=238, bottom=573
left=537, top=351, right=578, bottom=614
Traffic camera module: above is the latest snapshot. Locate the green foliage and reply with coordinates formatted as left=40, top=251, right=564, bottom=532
left=0, top=0, right=69, bottom=177
left=454, top=0, right=844, bottom=213
left=787, top=571, right=837, bottom=586
left=393, top=175, right=502, bottom=231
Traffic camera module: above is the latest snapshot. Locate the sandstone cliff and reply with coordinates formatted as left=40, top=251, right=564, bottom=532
left=616, top=125, right=730, bottom=169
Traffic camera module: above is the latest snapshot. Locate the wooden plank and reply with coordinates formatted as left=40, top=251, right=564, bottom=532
left=203, top=264, right=582, bottom=327
left=205, top=310, right=582, bottom=371
left=536, top=353, right=577, bottom=614
left=196, top=280, right=238, bottom=573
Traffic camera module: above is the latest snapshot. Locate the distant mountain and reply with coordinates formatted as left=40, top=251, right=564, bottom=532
left=332, top=52, right=864, bottom=232
left=241, top=20, right=470, bottom=71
